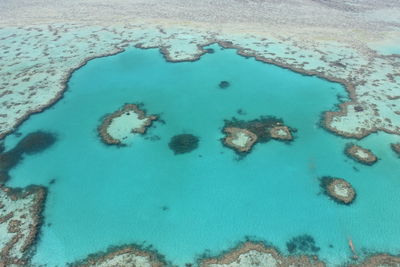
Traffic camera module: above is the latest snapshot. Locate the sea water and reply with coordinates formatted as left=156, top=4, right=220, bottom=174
left=4, top=45, right=400, bottom=266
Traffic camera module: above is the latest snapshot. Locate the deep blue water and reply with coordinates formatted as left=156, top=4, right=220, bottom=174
left=4, top=45, right=400, bottom=266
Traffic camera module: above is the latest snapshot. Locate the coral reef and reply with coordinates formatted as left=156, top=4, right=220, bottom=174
left=223, top=127, right=257, bottom=153
left=199, top=241, right=325, bottom=267
left=168, top=134, right=199, bottom=154
left=222, top=116, right=293, bottom=154
left=345, top=144, right=378, bottom=165
left=0, top=185, right=47, bottom=266
left=98, top=104, right=157, bottom=146
left=71, top=245, right=166, bottom=267
left=320, top=176, right=356, bottom=205
left=269, top=126, right=293, bottom=141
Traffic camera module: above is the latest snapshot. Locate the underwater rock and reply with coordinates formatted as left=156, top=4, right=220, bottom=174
left=222, top=116, right=293, bottom=154
left=218, top=81, right=230, bottom=89
left=286, top=234, right=320, bottom=254
left=0, top=131, right=56, bottom=181
left=223, top=127, right=257, bottom=153
left=14, top=131, right=56, bottom=154
left=200, top=241, right=325, bottom=267
left=269, top=125, right=293, bottom=141
left=98, top=104, right=157, bottom=146
left=391, top=143, right=400, bottom=157
left=0, top=185, right=47, bottom=266
left=168, top=134, right=199, bottom=154
left=320, top=176, right=356, bottom=205
left=345, top=144, right=377, bottom=165
left=72, top=245, right=166, bottom=267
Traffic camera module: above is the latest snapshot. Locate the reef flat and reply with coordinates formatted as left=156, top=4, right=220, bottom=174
left=0, top=1, right=400, bottom=140
left=1, top=1, right=400, bottom=266
left=0, top=185, right=46, bottom=266
left=98, top=104, right=157, bottom=146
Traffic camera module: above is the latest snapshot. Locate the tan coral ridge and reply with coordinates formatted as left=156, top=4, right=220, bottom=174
left=71, top=245, right=167, bottom=267
left=98, top=104, right=157, bottom=146
left=320, top=176, right=356, bottom=205
left=199, top=241, right=325, bottom=267
left=0, top=185, right=47, bottom=266
left=345, top=144, right=378, bottom=165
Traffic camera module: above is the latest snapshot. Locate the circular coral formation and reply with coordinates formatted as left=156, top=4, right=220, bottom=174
left=223, top=127, right=258, bottom=153
left=168, top=134, right=199, bottom=155
left=98, top=104, right=157, bottom=146
left=320, top=176, right=356, bottom=205
left=345, top=144, right=377, bottom=165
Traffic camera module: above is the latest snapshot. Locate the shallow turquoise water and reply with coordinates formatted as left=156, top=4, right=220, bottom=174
left=4, top=45, right=400, bottom=266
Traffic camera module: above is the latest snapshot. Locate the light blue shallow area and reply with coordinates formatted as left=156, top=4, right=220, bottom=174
left=4, top=45, right=400, bottom=266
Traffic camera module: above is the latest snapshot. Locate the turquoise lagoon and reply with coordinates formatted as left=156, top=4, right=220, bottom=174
left=4, top=45, right=400, bottom=266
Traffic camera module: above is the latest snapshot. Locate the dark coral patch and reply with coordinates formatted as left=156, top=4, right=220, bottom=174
left=0, top=131, right=56, bottom=184
left=14, top=131, right=56, bottom=154
left=219, top=81, right=230, bottom=89
left=286, top=234, right=320, bottom=254
left=168, top=134, right=199, bottom=155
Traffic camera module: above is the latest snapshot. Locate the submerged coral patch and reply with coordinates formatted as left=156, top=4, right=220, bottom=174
left=218, top=81, right=230, bottom=89
left=222, top=116, right=293, bottom=154
left=286, top=234, right=320, bottom=254
left=320, top=176, right=356, bottom=205
left=14, top=131, right=56, bottom=154
left=168, top=134, right=199, bottom=155
left=345, top=144, right=377, bottom=165
left=0, top=131, right=56, bottom=184
left=98, top=104, right=157, bottom=146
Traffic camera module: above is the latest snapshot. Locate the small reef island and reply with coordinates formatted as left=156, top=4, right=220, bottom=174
left=345, top=144, right=378, bottom=165
left=222, top=116, right=293, bottom=154
left=98, top=104, right=157, bottom=146
left=320, top=177, right=356, bottom=205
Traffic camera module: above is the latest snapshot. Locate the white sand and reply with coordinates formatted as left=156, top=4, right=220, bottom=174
left=333, top=183, right=349, bottom=198
left=231, top=132, right=251, bottom=148
left=106, top=111, right=149, bottom=142
left=354, top=148, right=370, bottom=159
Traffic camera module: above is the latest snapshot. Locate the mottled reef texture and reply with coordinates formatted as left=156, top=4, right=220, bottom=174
left=0, top=185, right=46, bottom=266
left=1, top=1, right=400, bottom=266
left=199, top=241, right=325, bottom=267
left=71, top=245, right=166, bottom=267
left=345, top=144, right=378, bottom=165
left=1, top=1, right=400, bottom=141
